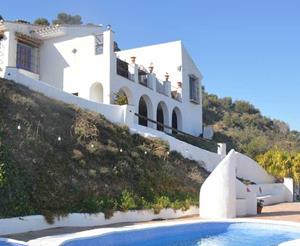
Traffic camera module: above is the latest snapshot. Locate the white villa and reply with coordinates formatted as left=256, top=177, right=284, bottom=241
left=0, top=20, right=295, bottom=231
left=0, top=21, right=203, bottom=136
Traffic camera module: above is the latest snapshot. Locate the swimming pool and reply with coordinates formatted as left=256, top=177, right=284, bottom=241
left=60, top=221, right=300, bottom=246
left=2, top=220, right=300, bottom=246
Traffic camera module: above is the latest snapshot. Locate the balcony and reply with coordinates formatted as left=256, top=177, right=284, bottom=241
left=115, top=58, right=182, bottom=102
left=116, top=58, right=134, bottom=81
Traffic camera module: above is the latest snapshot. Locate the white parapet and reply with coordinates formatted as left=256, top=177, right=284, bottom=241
left=200, top=150, right=260, bottom=219
left=200, top=149, right=237, bottom=219
left=284, top=177, right=294, bottom=202
left=217, top=143, right=227, bottom=159
left=0, top=207, right=198, bottom=236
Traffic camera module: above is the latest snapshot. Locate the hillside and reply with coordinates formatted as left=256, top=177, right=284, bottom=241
left=203, top=88, right=300, bottom=158
left=0, top=78, right=209, bottom=221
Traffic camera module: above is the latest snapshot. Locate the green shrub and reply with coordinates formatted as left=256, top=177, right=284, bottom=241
left=119, top=190, right=137, bottom=211
left=152, top=196, right=171, bottom=214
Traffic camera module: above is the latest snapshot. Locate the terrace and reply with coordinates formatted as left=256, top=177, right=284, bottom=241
left=116, top=57, right=182, bottom=102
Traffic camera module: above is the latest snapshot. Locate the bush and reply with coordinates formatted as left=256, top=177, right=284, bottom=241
left=119, top=190, right=137, bottom=211
left=152, top=196, right=171, bottom=214
left=256, top=149, right=300, bottom=184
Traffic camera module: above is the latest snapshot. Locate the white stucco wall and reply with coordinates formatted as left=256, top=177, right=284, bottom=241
left=39, top=27, right=107, bottom=100
left=116, top=40, right=203, bottom=136
left=235, top=152, right=275, bottom=184
left=0, top=22, right=204, bottom=137
left=200, top=150, right=237, bottom=219
left=249, top=178, right=293, bottom=205
left=130, top=124, right=222, bottom=171
left=0, top=207, right=198, bottom=236
left=200, top=150, right=259, bottom=219
left=4, top=67, right=130, bottom=125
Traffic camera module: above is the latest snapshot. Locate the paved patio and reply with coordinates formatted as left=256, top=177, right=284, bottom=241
left=250, top=202, right=300, bottom=222
left=3, top=203, right=300, bottom=242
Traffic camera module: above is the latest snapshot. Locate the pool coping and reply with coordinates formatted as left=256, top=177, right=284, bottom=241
left=25, top=218, right=300, bottom=246
left=0, top=238, right=27, bottom=245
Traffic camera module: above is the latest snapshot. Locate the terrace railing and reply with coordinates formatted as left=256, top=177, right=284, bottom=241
left=156, top=79, right=168, bottom=96
left=138, top=69, right=148, bottom=87
left=117, top=58, right=134, bottom=81
left=134, top=113, right=219, bottom=153
left=171, top=85, right=182, bottom=102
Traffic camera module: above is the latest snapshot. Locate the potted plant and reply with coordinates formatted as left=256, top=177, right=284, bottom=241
left=257, top=199, right=264, bottom=214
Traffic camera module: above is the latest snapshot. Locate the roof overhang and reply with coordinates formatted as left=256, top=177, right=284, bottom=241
left=33, top=25, right=66, bottom=40
left=15, top=32, right=43, bottom=47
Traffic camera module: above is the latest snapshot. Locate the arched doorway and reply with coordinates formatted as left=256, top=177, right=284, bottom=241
left=172, top=107, right=182, bottom=134
left=90, top=82, right=103, bottom=103
left=138, top=95, right=153, bottom=127
left=156, top=101, right=169, bottom=131
left=113, top=87, right=133, bottom=105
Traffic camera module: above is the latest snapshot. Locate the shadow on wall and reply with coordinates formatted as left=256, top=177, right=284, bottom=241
left=39, top=38, right=70, bottom=90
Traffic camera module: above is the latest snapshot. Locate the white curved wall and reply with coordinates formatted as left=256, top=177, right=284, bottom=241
left=235, top=152, right=275, bottom=184
left=200, top=150, right=237, bottom=219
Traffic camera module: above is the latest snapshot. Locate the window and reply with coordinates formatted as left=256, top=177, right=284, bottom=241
left=16, top=42, right=39, bottom=73
left=95, top=34, right=103, bottom=55
left=189, top=75, right=200, bottom=104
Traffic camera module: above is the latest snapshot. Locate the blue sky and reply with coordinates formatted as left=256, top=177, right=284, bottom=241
left=2, top=0, right=300, bottom=130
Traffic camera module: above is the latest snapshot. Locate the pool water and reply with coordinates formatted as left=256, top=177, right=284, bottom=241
left=62, top=222, right=300, bottom=246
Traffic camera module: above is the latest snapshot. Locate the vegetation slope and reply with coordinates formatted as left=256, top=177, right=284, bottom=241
left=203, top=88, right=300, bottom=158
left=203, top=88, right=300, bottom=184
left=0, top=78, right=208, bottom=221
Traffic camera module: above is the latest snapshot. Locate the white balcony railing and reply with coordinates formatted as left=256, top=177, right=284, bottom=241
left=116, top=58, right=182, bottom=102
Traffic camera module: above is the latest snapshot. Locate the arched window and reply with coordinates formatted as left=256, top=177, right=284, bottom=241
left=156, top=101, right=169, bottom=131
left=138, top=95, right=153, bottom=127
left=172, top=107, right=182, bottom=134
left=89, top=82, right=103, bottom=103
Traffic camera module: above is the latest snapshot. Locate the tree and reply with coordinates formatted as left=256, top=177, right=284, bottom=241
left=256, top=149, right=300, bottom=184
left=52, top=13, right=82, bottom=25
left=34, top=18, right=50, bottom=26
left=0, top=16, right=3, bottom=21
